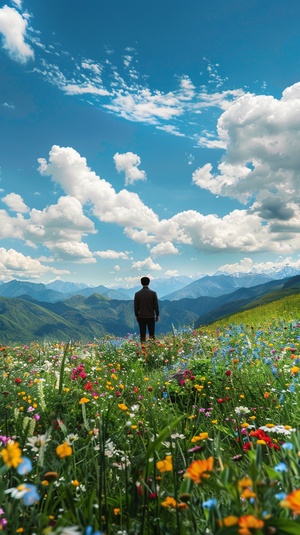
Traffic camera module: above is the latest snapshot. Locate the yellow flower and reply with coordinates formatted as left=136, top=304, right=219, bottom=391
left=211, top=419, right=218, bottom=424
left=79, top=397, right=90, bottom=404
left=257, top=440, right=267, bottom=445
left=156, top=455, right=173, bottom=473
left=1, top=441, right=22, bottom=468
left=291, top=366, right=299, bottom=374
left=191, top=432, right=209, bottom=442
left=184, top=457, right=214, bottom=484
left=71, top=480, right=80, bottom=486
left=56, top=441, right=72, bottom=458
left=118, top=403, right=128, bottom=411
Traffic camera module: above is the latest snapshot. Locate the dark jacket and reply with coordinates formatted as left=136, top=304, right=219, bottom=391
left=134, top=287, right=159, bottom=319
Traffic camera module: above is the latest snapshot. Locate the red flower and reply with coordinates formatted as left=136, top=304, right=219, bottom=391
left=225, top=370, right=232, bottom=376
left=14, top=378, right=22, bottom=384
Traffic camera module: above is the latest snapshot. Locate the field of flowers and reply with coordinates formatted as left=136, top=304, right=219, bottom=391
left=1, top=313, right=300, bottom=534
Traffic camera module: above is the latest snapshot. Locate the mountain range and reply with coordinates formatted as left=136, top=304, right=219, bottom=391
left=0, top=272, right=299, bottom=343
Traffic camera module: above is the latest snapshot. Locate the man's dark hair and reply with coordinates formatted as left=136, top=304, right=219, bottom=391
left=141, top=276, right=150, bottom=286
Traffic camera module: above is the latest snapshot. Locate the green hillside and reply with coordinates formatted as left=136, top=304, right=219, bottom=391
left=207, top=293, right=300, bottom=329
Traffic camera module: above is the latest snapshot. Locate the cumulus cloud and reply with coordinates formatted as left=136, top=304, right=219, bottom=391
left=132, top=257, right=162, bottom=271
left=114, top=152, right=147, bottom=186
left=2, top=193, right=29, bottom=213
left=150, top=241, right=179, bottom=257
left=38, top=145, right=158, bottom=231
left=47, top=241, right=95, bottom=262
left=193, top=84, right=300, bottom=206
left=251, top=196, right=295, bottom=221
left=95, top=250, right=129, bottom=259
left=0, top=247, right=68, bottom=280
left=0, top=6, right=34, bottom=63
left=37, top=145, right=300, bottom=257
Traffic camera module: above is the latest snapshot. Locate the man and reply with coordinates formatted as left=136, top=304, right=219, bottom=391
left=134, top=276, right=159, bottom=343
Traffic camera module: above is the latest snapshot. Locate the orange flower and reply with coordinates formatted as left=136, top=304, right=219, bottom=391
left=240, top=488, right=256, bottom=499
left=161, top=496, right=188, bottom=509
left=156, top=455, right=173, bottom=473
left=118, top=403, right=128, bottom=411
left=218, top=516, right=238, bottom=527
left=238, top=477, right=252, bottom=489
left=191, top=432, right=209, bottom=443
left=184, top=456, right=214, bottom=484
left=238, top=515, right=264, bottom=535
left=281, top=489, right=300, bottom=514
left=161, top=496, right=177, bottom=508
left=56, top=441, right=72, bottom=458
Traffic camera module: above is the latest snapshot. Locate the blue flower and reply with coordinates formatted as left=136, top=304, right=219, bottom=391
left=274, top=462, right=288, bottom=473
left=85, top=528, right=103, bottom=535
left=202, top=498, right=217, bottom=509
left=275, top=492, right=287, bottom=500
left=282, top=442, right=294, bottom=450
left=22, top=484, right=40, bottom=506
left=17, top=457, right=32, bottom=475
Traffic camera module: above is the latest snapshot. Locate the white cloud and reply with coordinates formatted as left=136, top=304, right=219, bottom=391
left=2, top=102, right=15, bottom=109
left=47, top=241, right=95, bottom=262
left=0, top=247, right=69, bottom=280
left=194, top=84, right=300, bottom=204
left=11, top=0, right=22, bottom=8
left=113, top=152, right=146, bottom=185
left=0, top=210, right=25, bottom=239
left=37, top=145, right=300, bottom=257
left=150, top=241, right=179, bottom=257
left=38, top=145, right=158, bottom=231
left=95, top=250, right=129, bottom=259
left=2, top=192, right=29, bottom=213
left=164, top=269, right=179, bottom=277
left=218, top=256, right=300, bottom=274
left=62, top=83, right=109, bottom=96
left=132, top=257, right=162, bottom=271
left=0, top=6, right=34, bottom=63
left=105, top=88, right=184, bottom=124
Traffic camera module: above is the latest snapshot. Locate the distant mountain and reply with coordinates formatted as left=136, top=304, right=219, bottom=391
left=113, top=275, right=201, bottom=299
left=0, top=279, right=130, bottom=303
left=0, top=275, right=299, bottom=343
left=68, top=284, right=131, bottom=301
left=0, top=280, right=68, bottom=303
left=162, top=273, right=275, bottom=300
left=46, top=280, right=93, bottom=293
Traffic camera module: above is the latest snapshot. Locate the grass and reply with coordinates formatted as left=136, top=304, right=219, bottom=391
left=0, top=296, right=300, bottom=534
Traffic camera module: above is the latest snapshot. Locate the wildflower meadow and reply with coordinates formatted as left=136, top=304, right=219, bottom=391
left=1, top=303, right=300, bottom=534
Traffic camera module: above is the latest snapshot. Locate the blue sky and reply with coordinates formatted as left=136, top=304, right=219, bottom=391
left=1, top=0, right=300, bottom=287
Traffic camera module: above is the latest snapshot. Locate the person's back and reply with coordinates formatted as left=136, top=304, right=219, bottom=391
left=134, top=277, right=159, bottom=343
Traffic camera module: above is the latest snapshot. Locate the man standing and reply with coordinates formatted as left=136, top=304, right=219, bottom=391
left=134, top=276, right=159, bottom=343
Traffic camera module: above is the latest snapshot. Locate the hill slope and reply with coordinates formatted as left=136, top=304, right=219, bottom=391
left=0, top=276, right=299, bottom=343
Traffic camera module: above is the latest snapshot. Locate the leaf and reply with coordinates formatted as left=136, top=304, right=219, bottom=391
left=266, top=518, right=300, bottom=535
